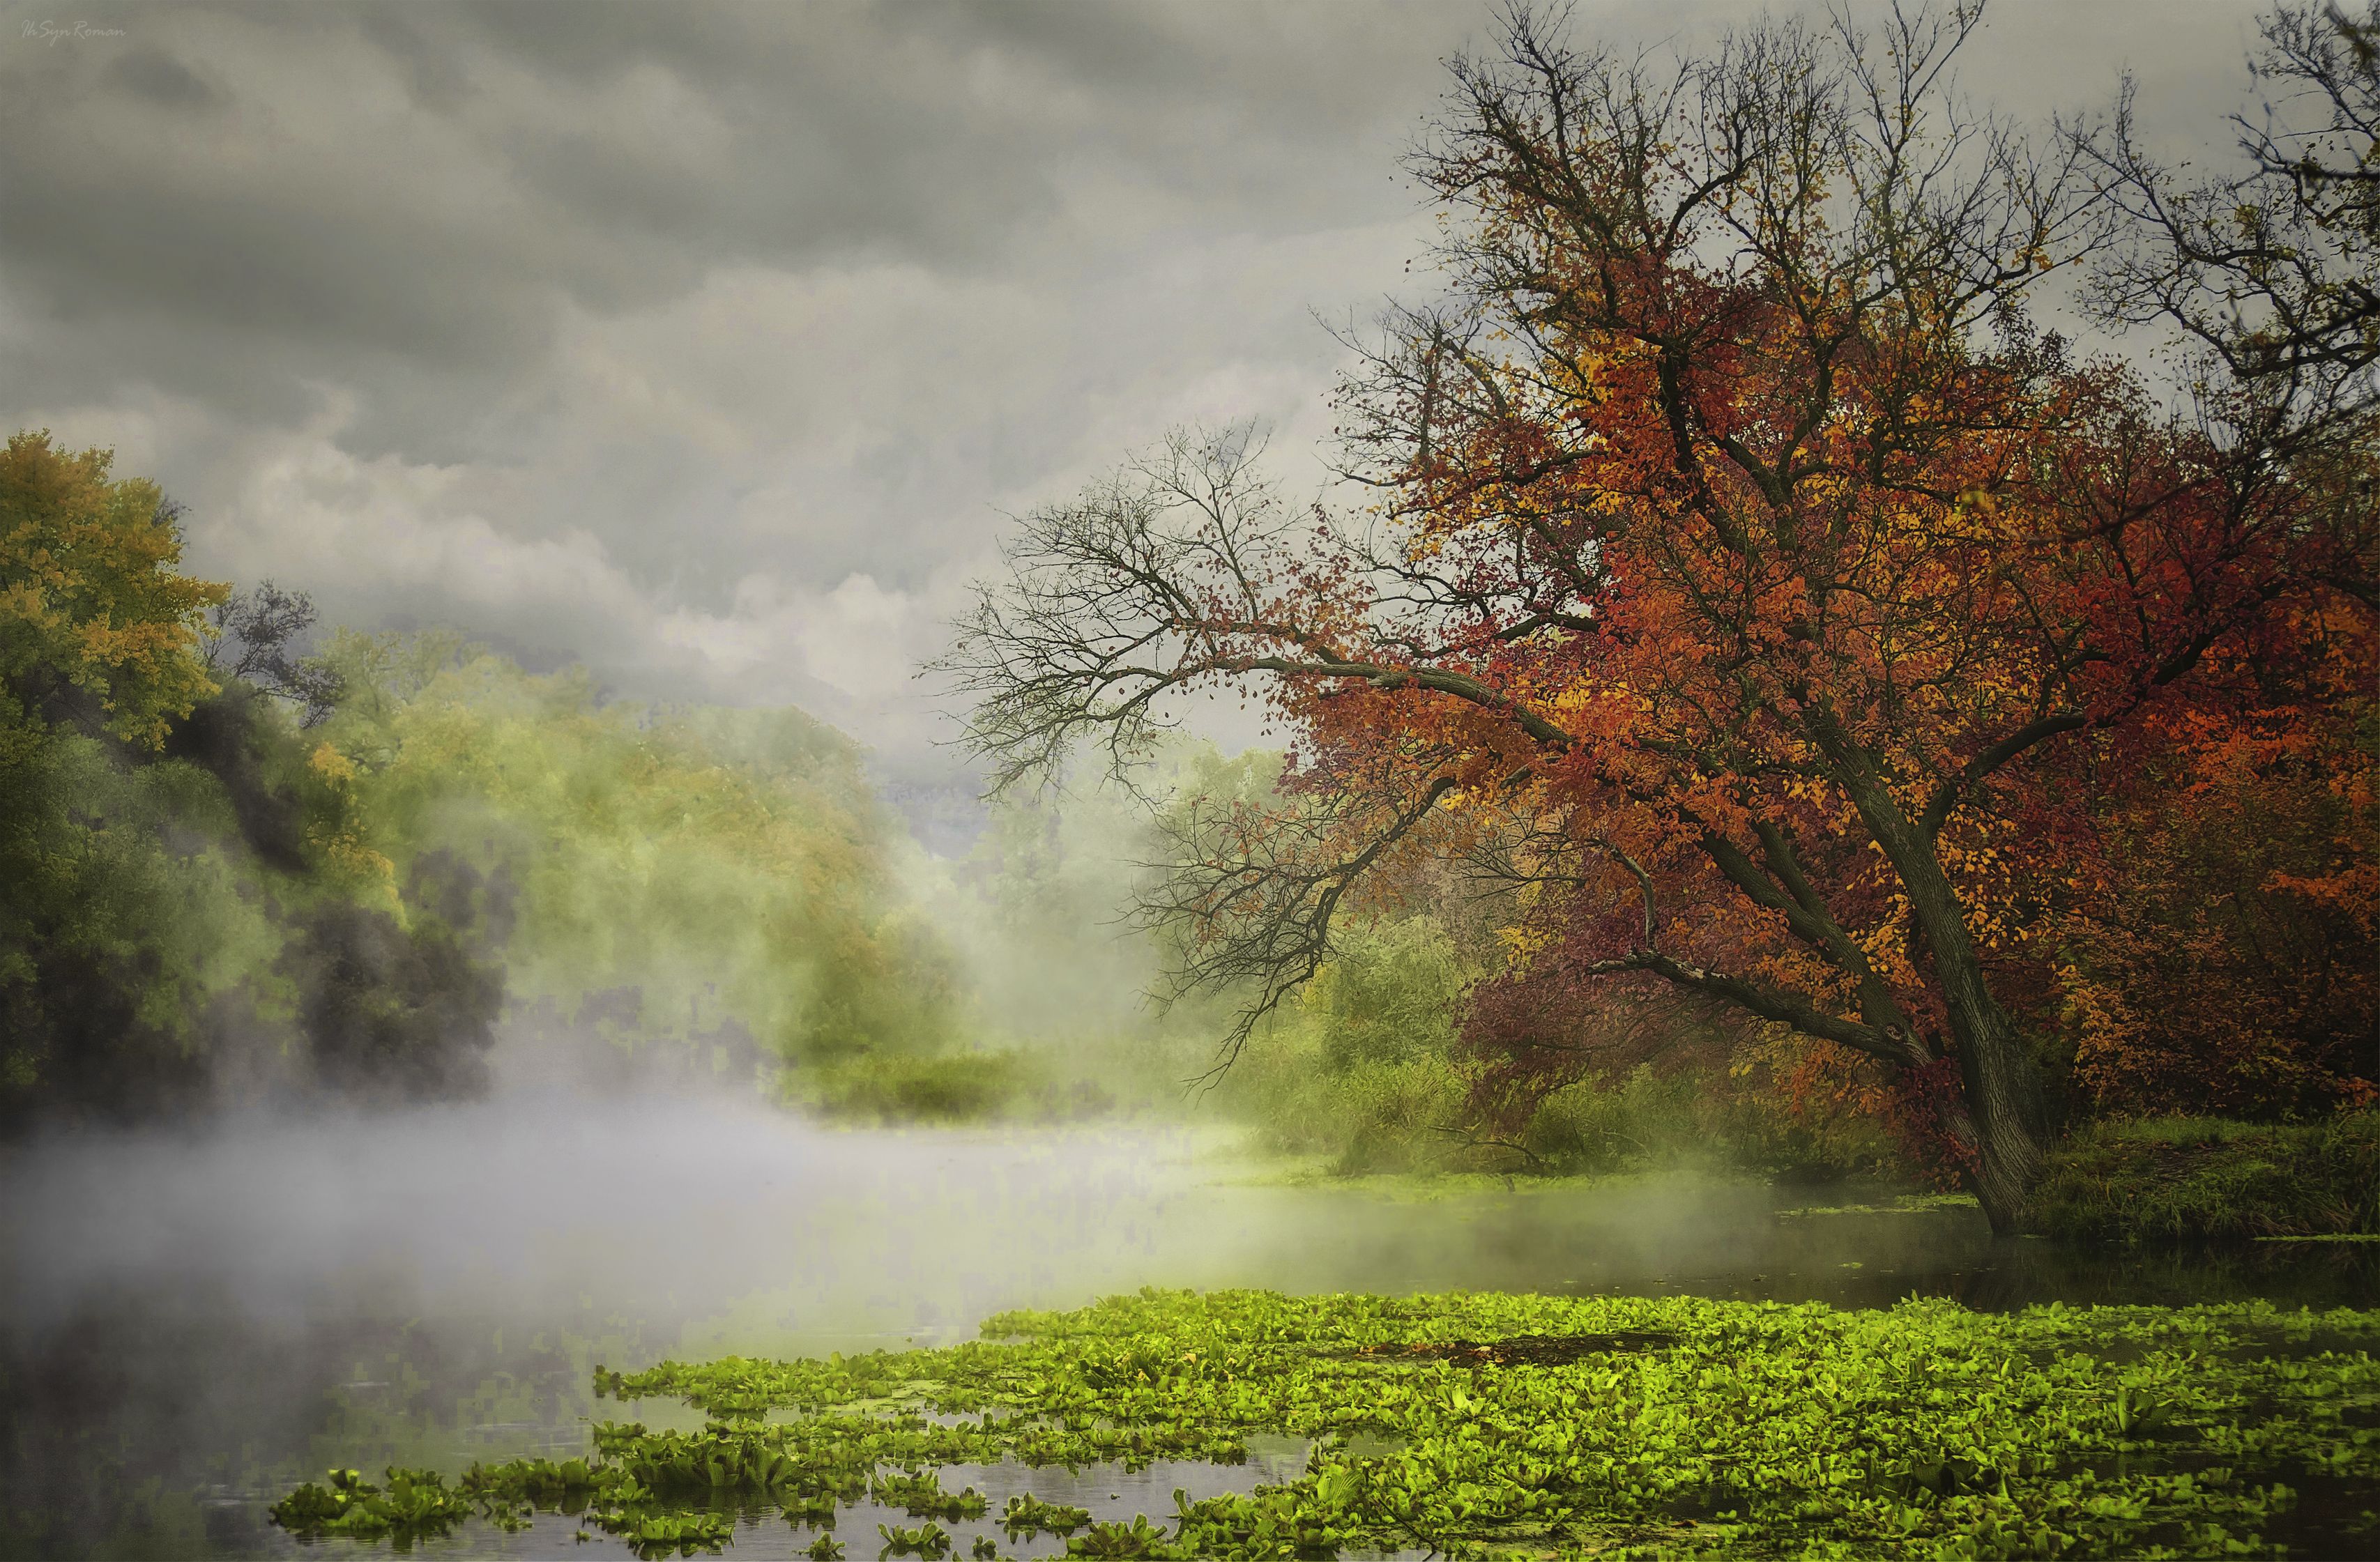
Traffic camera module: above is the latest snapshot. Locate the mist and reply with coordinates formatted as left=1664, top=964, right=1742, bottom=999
left=13, top=1078, right=2359, bottom=1349
left=0, top=1097, right=1205, bottom=1340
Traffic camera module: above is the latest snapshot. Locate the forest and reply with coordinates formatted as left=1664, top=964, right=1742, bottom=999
left=1, top=426, right=950, bottom=1123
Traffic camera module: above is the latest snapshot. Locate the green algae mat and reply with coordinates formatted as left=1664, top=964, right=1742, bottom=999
left=273, top=1288, right=2379, bottom=1559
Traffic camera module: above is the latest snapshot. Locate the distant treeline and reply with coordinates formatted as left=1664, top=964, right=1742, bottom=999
left=0, top=431, right=949, bottom=1126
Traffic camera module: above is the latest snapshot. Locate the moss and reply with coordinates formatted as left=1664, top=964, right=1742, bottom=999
left=2033, top=1112, right=2380, bottom=1242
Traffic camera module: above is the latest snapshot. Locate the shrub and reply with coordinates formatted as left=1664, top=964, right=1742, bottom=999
left=789, top=1050, right=1117, bottom=1126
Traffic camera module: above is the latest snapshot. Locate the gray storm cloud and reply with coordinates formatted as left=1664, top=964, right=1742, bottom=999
left=0, top=0, right=2260, bottom=793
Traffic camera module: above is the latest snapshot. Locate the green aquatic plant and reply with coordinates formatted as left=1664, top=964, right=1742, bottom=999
left=1002, top=1492, right=1094, bottom=1536
left=607, top=1509, right=738, bottom=1559
left=878, top=1518, right=953, bottom=1556
left=270, top=1466, right=478, bottom=1542
left=1069, top=1515, right=1189, bottom=1559
left=784, top=1487, right=844, bottom=1525
left=285, top=1287, right=2380, bottom=1558
left=277, top=1452, right=736, bottom=1556
left=874, top=1469, right=989, bottom=1519
left=2112, top=1384, right=2177, bottom=1437
left=459, top=1453, right=606, bottom=1502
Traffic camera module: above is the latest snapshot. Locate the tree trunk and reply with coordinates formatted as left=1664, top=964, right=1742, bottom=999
left=1882, top=832, right=2047, bottom=1233
left=1886, top=855, right=2047, bottom=1232
left=1814, top=734, right=2051, bottom=1234
left=1955, top=1032, right=2045, bottom=1234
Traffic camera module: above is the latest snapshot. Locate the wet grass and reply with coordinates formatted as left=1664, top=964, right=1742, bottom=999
left=2259, top=1234, right=2380, bottom=1243
left=274, top=1287, right=2380, bottom=1559
left=1774, top=1191, right=1981, bottom=1218
left=2032, top=1113, right=2380, bottom=1243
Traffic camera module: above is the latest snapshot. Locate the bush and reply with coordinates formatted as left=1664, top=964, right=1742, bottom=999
left=1519, top=1066, right=1895, bottom=1181
left=1226, top=1041, right=1467, bottom=1170
left=1215, top=917, right=1484, bottom=1172
left=788, top=1050, right=1116, bottom=1126
left=1325, top=1057, right=1470, bottom=1173
left=1220, top=914, right=1903, bottom=1182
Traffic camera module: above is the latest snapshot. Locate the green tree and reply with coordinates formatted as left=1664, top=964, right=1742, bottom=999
left=0, top=432, right=257, bottom=1111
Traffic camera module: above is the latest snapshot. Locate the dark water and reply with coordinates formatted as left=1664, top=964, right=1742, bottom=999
left=3, top=1093, right=2374, bottom=1559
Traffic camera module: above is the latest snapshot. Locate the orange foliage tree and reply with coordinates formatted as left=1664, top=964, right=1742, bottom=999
left=2043, top=619, right=2379, bottom=1118
left=943, top=8, right=2375, bottom=1230
left=2057, top=1, right=2380, bottom=1117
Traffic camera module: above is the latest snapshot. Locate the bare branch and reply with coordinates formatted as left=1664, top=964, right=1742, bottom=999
left=1147, top=770, right=1463, bottom=1085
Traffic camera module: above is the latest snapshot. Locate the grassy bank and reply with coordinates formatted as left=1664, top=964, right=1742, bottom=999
left=277, top=1286, right=2378, bottom=1559
left=2034, top=1112, right=2380, bottom=1243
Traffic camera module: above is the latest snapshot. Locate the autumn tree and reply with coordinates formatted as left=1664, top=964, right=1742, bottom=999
left=0, top=430, right=224, bottom=758
left=943, top=6, right=2356, bottom=1230
left=2041, top=1, right=2380, bottom=1115
left=2082, top=1, right=2380, bottom=591
left=2050, top=641, right=2379, bottom=1118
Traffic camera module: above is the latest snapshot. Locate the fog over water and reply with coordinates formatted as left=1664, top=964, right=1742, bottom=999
left=2, top=1093, right=1220, bottom=1342
left=0, top=1087, right=1989, bottom=1349
left=8, top=1085, right=2372, bottom=1346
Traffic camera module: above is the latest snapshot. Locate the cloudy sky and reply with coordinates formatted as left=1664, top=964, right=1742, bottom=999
left=0, top=0, right=2270, bottom=806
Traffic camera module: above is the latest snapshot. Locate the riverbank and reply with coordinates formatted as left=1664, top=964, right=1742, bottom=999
left=1235, top=1110, right=2380, bottom=1246
left=2031, top=1112, right=2380, bottom=1243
